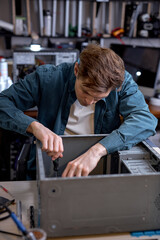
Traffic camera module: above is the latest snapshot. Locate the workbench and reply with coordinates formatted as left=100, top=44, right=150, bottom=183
left=0, top=181, right=160, bottom=240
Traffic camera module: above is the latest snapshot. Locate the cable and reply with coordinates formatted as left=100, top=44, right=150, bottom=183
left=0, top=208, right=10, bottom=221
left=0, top=229, right=22, bottom=237
left=2, top=206, right=36, bottom=240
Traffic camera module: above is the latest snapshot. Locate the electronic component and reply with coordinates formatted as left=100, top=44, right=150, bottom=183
left=13, top=48, right=79, bottom=83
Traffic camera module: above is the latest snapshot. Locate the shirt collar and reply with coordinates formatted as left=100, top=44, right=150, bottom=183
left=68, top=63, right=76, bottom=93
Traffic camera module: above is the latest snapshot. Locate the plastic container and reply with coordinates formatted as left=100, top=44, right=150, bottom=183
left=29, top=228, right=47, bottom=240
left=43, top=10, right=52, bottom=36
left=0, top=58, right=8, bottom=80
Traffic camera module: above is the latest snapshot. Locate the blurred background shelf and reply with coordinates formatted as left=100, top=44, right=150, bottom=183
left=0, top=0, right=159, bottom=57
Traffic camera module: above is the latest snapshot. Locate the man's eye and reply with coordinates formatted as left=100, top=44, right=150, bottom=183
left=82, top=90, right=89, bottom=95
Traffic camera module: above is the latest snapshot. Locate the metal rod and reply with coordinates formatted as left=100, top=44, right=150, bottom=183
left=52, top=0, right=57, bottom=37
left=78, top=1, right=83, bottom=37
left=65, top=0, right=70, bottom=37
left=38, top=0, right=43, bottom=36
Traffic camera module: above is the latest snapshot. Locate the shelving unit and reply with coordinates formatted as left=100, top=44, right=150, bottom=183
left=0, top=0, right=159, bottom=57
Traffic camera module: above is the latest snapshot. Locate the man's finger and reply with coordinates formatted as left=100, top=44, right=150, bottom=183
left=75, top=164, right=83, bottom=177
left=59, top=137, right=64, bottom=152
left=41, top=138, right=48, bottom=151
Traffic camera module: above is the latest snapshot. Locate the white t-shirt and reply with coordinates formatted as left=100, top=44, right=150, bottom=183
left=64, top=100, right=95, bottom=135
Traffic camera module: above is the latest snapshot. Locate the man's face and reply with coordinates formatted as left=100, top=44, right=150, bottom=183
left=75, top=78, right=111, bottom=106
left=74, top=62, right=112, bottom=106
left=74, top=62, right=111, bottom=106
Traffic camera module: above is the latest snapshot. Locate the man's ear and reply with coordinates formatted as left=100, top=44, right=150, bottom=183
left=74, top=62, right=79, bottom=77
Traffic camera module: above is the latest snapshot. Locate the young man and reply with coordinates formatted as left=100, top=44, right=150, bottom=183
left=0, top=44, right=157, bottom=179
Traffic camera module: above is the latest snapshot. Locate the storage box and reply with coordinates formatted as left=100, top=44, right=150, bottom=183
left=36, top=135, right=160, bottom=237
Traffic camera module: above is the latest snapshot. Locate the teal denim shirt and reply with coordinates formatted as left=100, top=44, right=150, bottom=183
left=0, top=63, right=157, bottom=179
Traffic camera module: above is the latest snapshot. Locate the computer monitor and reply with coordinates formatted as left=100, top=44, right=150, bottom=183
left=110, top=44, right=160, bottom=98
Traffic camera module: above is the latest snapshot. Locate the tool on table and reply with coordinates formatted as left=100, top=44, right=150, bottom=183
left=0, top=205, right=36, bottom=240
left=30, top=205, right=35, bottom=228
left=16, top=200, right=22, bottom=221
left=0, top=196, right=15, bottom=209
left=0, top=185, right=15, bottom=199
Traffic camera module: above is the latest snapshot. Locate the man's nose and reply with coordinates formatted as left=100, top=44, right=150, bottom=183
left=85, top=97, right=96, bottom=105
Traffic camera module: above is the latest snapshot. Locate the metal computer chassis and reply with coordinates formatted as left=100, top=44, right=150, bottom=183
left=36, top=135, right=160, bottom=237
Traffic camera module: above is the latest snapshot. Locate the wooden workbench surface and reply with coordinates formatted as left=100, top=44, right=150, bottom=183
left=0, top=181, right=160, bottom=240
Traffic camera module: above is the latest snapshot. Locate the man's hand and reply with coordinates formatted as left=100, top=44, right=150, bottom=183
left=62, top=143, right=107, bottom=177
left=27, top=121, right=64, bottom=160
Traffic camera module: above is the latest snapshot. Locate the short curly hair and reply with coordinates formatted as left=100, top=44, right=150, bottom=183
left=78, top=44, right=125, bottom=93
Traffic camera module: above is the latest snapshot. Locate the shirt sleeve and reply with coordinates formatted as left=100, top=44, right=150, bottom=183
left=0, top=70, right=40, bottom=136
left=99, top=71, right=158, bottom=154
